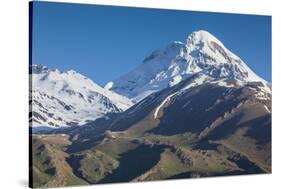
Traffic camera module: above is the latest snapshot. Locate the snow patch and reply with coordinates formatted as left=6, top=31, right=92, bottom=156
left=104, top=81, right=114, bottom=90
left=154, top=92, right=178, bottom=119
left=169, top=75, right=182, bottom=87
left=180, top=74, right=209, bottom=92
left=263, top=105, right=270, bottom=113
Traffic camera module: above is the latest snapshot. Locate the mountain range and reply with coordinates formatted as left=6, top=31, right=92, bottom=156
left=30, top=64, right=132, bottom=129
left=30, top=30, right=271, bottom=188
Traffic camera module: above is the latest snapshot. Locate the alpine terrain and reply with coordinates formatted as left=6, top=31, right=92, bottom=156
left=30, top=30, right=271, bottom=188
left=30, top=64, right=133, bottom=130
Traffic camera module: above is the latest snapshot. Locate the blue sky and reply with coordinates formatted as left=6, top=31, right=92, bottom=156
left=32, top=1, right=271, bottom=85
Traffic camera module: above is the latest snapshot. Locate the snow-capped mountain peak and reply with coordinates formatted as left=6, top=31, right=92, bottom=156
left=31, top=65, right=133, bottom=129
left=106, top=30, right=270, bottom=102
left=30, top=64, right=50, bottom=74
left=186, top=30, right=226, bottom=50
left=105, top=41, right=186, bottom=101
left=183, top=30, right=268, bottom=84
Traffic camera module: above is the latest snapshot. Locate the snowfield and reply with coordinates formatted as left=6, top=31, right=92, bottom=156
left=31, top=65, right=133, bottom=128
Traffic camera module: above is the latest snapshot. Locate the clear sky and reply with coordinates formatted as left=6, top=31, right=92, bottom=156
left=31, top=1, right=272, bottom=85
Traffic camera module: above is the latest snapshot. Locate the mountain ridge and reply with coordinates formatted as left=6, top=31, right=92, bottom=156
left=30, top=64, right=133, bottom=129
left=105, top=30, right=270, bottom=102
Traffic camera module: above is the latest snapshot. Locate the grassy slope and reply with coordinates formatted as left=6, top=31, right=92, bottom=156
left=133, top=149, right=190, bottom=181
left=69, top=149, right=119, bottom=183
left=31, top=86, right=271, bottom=186
left=31, top=135, right=88, bottom=188
left=31, top=138, right=56, bottom=187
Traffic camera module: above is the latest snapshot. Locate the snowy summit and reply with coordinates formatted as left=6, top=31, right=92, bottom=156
left=105, top=30, right=270, bottom=102
left=30, top=65, right=133, bottom=128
